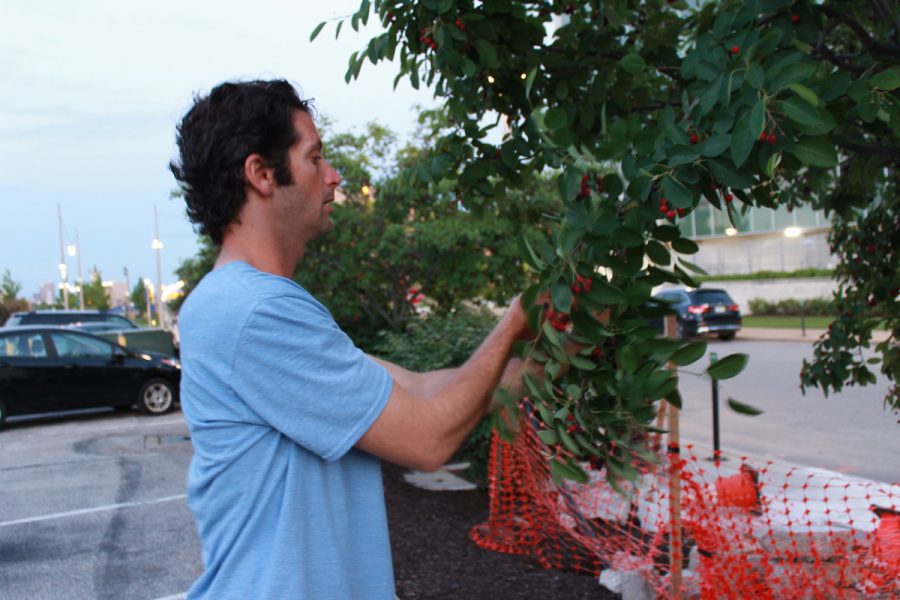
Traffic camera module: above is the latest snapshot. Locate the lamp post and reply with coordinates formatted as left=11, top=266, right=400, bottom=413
left=57, top=203, right=69, bottom=309
left=68, top=230, right=84, bottom=309
left=152, top=206, right=164, bottom=329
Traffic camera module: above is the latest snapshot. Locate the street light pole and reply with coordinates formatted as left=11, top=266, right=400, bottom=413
left=153, top=206, right=164, bottom=329
left=75, top=230, right=84, bottom=309
left=57, top=203, right=69, bottom=309
left=123, top=267, right=131, bottom=318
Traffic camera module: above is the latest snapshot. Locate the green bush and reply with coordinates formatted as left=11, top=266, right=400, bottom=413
left=748, top=297, right=835, bottom=316
left=373, top=305, right=499, bottom=486
left=699, top=269, right=834, bottom=282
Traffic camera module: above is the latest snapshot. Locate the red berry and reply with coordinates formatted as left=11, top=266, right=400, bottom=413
left=571, top=283, right=583, bottom=294
left=666, top=210, right=676, bottom=218
left=567, top=424, right=577, bottom=433
left=791, top=14, right=800, bottom=24
left=659, top=196, right=668, bottom=205
left=689, top=133, right=699, bottom=144
left=455, top=18, right=466, bottom=30
left=724, top=193, right=734, bottom=202
left=677, top=208, right=686, bottom=217
left=581, top=174, right=590, bottom=184
left=759, top=131, right=767, bottom=142
left=583, top=278, right=592, bottom=292
left=592, top=347, right=603, bottom=359
left=659, top=205, right=669, bottom=214
left=767, top=132, right=777, bottom=145
left=731, top=46, right=740, bottom=55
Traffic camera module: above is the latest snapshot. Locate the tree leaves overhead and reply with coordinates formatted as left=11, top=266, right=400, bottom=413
left=317, top=0, right=900, bottom=481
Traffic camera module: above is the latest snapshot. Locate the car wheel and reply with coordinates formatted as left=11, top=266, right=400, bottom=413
left=718, top=332, right=736, bottom=341
left=138, top=378, right=175, bottom=415
left=0, top=397, right=6, bottom=430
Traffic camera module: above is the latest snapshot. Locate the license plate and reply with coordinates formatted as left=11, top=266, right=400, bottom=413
left=714, top=305, right=726, bottom=313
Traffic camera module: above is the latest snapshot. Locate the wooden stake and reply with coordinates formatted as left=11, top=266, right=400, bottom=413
left=665, top=314, right=683, bottom=599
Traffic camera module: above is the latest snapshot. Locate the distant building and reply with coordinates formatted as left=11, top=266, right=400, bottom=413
left=677, top=200, right=833, bottom=275
left=33, top=281, right=56, bottom=306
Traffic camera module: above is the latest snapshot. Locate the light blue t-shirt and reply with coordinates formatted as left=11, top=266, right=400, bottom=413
left=179, top=261, right=394, bottom=599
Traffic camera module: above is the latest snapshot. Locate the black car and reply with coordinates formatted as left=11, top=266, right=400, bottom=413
left=652, top=287, right=742, bottom=340
left=3, top=309, right=139, bottom=329
left=0, top=326, right=180, bottom=429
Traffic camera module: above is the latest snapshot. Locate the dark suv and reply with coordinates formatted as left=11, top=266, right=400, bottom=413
left=652, top=288, right=742, bottom=340
left=3, top=310, right=139, bottom=329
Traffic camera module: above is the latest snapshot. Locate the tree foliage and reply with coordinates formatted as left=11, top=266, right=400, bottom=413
left=0, top=269, right=28, bottom=325
left=321, top=0, right=900, bottom=482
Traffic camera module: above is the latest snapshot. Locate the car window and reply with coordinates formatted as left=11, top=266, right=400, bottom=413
left=109, top=315, right=136, bottom=327
left=692, top=290, right=734, bottom=304
left=50, top=332, right=113, bottom=358
left=0, top=333, right=48, bottom=358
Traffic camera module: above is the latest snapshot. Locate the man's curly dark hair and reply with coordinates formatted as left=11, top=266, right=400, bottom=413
left=170, top=80, right=313, bottom=245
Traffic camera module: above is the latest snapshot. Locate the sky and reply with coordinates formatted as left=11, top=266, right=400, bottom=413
left=0, top=0, right=434, bottom=301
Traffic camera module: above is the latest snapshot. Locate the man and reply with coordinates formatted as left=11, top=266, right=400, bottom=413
left=170, top=79, right=531, bottom=599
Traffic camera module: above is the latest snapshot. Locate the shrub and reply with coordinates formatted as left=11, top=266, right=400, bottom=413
left=373, top=305, right=500, bottom=486
left=748, top=297, right=835, bottom=316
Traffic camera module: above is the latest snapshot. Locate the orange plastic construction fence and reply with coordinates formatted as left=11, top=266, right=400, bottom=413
left=470, top=405, right=900, bottom=599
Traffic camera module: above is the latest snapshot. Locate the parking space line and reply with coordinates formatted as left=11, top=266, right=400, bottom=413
left=151, top=594, right=186, bottom=600
left=0, top=493, right=188, bottom=529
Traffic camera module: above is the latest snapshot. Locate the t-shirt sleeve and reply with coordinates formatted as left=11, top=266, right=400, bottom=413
left=229, top=293, right=393, bottom=462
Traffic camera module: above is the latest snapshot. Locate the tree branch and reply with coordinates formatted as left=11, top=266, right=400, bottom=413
left=820, top=6, right=900, bottom=58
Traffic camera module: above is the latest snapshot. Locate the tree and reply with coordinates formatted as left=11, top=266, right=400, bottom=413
left=0, top=269, right=28, bottom=325
left=1, top=269, right=22, bottom=302
left=321, top=0, right=899, bottom=482
left=82, top=268, right=111, bottom=310
left=131, top=278, right=149, bottom=317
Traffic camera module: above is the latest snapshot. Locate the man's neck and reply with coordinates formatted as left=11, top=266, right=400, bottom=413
left=215, top=234, right=303, bottom=279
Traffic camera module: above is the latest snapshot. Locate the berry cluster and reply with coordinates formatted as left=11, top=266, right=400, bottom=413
left=546, top=306, right=571, bottom=332
left=577, top=174, right=603, bottom=200
left=454, top=18, right=465, bottom=31
left=419, top=27, right=437, bottom=50
left=758, top=131, right=777, bottom=145
left=570, top=274, right=593, bottom=295
left=658, top=196, right=687, bottom=219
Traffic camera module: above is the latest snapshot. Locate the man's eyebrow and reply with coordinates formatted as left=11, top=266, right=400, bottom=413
left=309, top=139, right=323, bottom=153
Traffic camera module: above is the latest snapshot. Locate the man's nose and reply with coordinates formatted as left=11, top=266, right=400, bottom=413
left=326, top=162, right=342, bottom=187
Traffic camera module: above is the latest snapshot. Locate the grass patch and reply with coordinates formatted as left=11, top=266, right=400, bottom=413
left=743, top=315, right=834, bottom=329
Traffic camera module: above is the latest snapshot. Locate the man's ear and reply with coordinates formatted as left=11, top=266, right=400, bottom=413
left=243, top=153, right=277, bottom=196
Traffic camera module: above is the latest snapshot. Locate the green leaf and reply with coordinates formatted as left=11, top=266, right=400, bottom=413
left=310, top=21, right=327, bottom=41
left=545, top=107, right=567, bottom=131
left=765, top=152, right=782, bottom=178
left=671, top=238, right=699, bottom=254
left=550, top=457, right=588, bottom=484
left=619, top=52, right=646, bottom=75
left=749, top=99, right=766, bottom=139
left=700, top=75, right=725, bottom=116
left=746, top=64, right=765, bottom=89
left=707, top=158, right=755, bottom=190
left=727, top=397, right=763, bottom=416
left=589, top=280, right=626, bottom=305
left=551, top=280, right=573, bottom=313
left=786, top=83, right=819, bottom=106
left=780, top=97, right=823, bottom=128
left=538, top=429, right=560, bottom=446
left=671, top=341, right=707, bottom=366
left=645, top=240, right=671, bottom=265
left=653, top=225, right=681, bottom=242
left=473, top=40, right=499, bottom=68
left=679, top=259, right=708, bottom=275
left=701, top=134, right=730, bottom=158
left=707, top=353, right=749, bottom=380
left=868, top=66, right=900, bottom=91
left=790, top=137, right=838, bottom=168
left=569, top=355, right=596, bottom=371
left=661, top=176, right=692, bottom=208
left=522, top=373, right=546, bottom=401
left=768, top=62, right=816, bottom=91
left=525, top=68, right=538, bottom=97
left=730, top=110, right=755, bottom=168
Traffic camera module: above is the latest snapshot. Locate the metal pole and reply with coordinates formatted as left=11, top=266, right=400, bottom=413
left=76, top=230, right=84, bottom=310
left=664, top=314, right=683, bottom=599
left=710, top=351, right=724, bottom=461
left=154, top=206, right=163, bottom=328
left=123, top=267, right=131, bottom=318
left=57, top=203, right=69, bottom=309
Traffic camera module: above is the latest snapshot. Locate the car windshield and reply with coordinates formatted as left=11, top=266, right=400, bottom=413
left=692, top=290, right=733, bottom=304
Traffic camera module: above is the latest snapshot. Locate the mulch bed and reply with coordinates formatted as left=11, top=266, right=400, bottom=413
left=384, top=462, right=617, bottom=599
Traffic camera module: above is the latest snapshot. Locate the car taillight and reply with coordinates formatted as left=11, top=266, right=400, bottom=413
left=687, top=304, right=710, bottom=315
left=729, top=304, right=739, bottom=311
